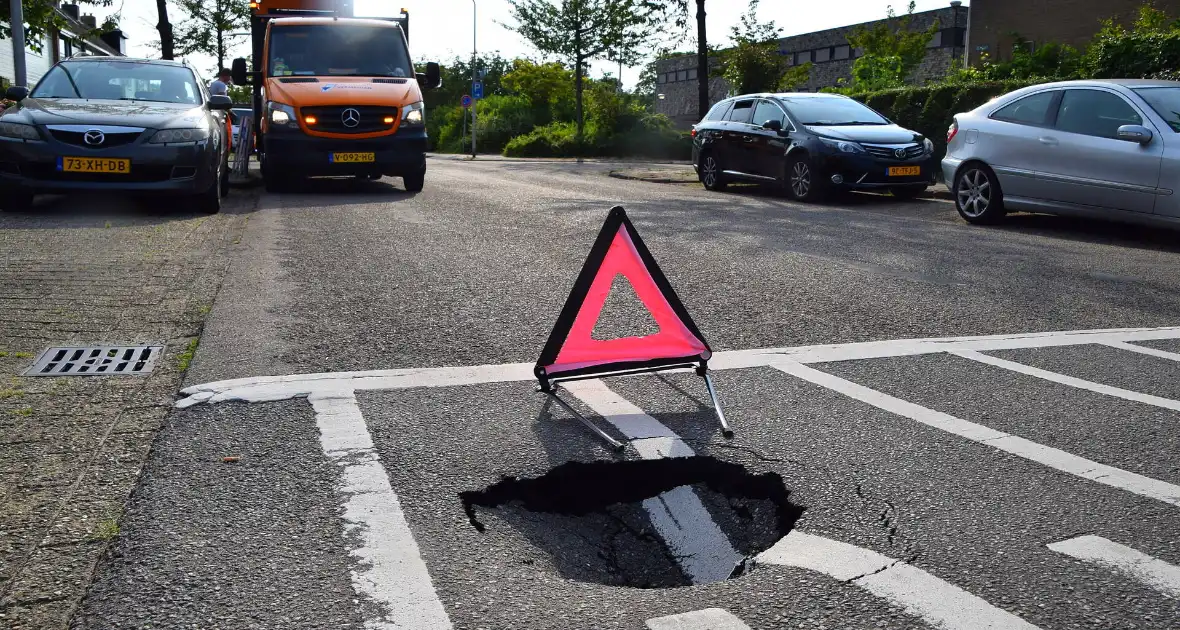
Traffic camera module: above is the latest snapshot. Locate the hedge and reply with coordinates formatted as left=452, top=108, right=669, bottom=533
left=844, top=80, right=1041, bottom=156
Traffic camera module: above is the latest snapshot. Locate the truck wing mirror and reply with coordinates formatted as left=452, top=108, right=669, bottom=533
left=417, top=62, right=442, bottom=90
left=231, top=58, right=249, bottom=86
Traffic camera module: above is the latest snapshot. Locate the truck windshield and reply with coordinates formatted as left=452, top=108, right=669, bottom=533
left=268, top=24, right=412, bottom=78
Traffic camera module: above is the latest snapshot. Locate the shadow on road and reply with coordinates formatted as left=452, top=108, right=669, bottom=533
left=0, top=190, right=258, bottom=228
left=261, top=176, right=421, bottom=209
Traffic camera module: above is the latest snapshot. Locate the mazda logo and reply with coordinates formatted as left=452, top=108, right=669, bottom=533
left=341, top=108, right=360, bottom=128
left=83, top=129, right=105, bottom=146
left=894, top=147, right=907, bottom=159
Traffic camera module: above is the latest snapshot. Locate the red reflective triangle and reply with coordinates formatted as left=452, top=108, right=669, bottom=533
left=536, top=206, right=711, bottom=382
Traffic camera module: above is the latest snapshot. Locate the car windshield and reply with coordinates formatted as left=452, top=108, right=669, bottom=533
left=30, top=60, right=201, bottom=104
left=269, top=24, right=412, bottom=78
left=1132, top=86, right=1180, bottom=132
left=781, top=96, right=890, bottom=126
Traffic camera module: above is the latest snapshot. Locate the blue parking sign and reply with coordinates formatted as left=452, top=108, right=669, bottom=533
left=473, top=82, right=484, bottom=99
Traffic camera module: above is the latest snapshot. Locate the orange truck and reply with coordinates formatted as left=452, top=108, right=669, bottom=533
left=231, top=0, right=440, bottom=192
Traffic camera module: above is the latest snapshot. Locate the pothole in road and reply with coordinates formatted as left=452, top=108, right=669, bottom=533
left=459, top=456, right=804, bottom=589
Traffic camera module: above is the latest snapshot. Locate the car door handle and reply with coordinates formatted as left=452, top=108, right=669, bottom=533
left=1038, top=136, right=1059, bottom=146
left=744, top=137, right=756, bottom=143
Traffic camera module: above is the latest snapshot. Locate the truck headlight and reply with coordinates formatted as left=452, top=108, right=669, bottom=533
left=401, top=101, right=425, bottom=126
left=0, top=121, right=41, bottom=141
left=149, top=128, right=210, bottom=144
left=267, top=101, right=295, bottom=125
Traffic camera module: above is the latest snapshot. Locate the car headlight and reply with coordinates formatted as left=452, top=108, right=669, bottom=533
left=149, top=128, right=210, bottom=144
left=923, top=138, right=934, bottom=154
left=267, top=101, right=295, bottom=126
left=819, top=137, right=864, bottom=154
left=401, top=101, right=425, bottom=126
left=0, top=121, right=41, bottom=141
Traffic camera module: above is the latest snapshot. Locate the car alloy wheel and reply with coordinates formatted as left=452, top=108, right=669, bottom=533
left=957, top=168, right=992, bottom=218
left=790, top=160, right=811, bottom=199
left=701, top=156, right=719, bottom=188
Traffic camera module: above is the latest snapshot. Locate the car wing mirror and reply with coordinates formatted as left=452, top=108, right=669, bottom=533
left=207, top=94, right=233, bottom=111
left=1116, top=124, right=1153, bottom=145
left=761, top=119, right=783, bottom=132
left=5, top=86, right=29, bottom=101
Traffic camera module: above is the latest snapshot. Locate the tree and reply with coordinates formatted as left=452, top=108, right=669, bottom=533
left=506, top=0, right=655, bottom=142
left=173, top=0, right=252, bottom=71
left=716, top=0, right=809, bottom=94
left=846, top=1, right=938, bottom=91
left=0, top=0, right=112, bottom=56
left=156, top=0, right=175, bottom=60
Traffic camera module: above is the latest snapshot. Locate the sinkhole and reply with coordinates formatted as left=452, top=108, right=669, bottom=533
left=459, top=456, right=804, bottom=589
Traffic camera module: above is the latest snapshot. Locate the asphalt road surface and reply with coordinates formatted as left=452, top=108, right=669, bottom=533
left=73, top=159, right=1180, bottom=629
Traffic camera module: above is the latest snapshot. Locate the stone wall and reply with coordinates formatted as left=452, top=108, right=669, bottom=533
left=655, top=5, right=970, bottom=128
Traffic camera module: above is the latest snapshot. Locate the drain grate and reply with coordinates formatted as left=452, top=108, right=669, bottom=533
left=23, top=345, right=164, bottom=376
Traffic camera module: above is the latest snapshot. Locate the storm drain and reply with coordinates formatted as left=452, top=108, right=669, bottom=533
left=23, top=345, right=164, bottom=376
left=460, top=456, right=804, bottom=589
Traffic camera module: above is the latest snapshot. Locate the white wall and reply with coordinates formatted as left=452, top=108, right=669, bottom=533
left=0, top=26, right=52, bottom=87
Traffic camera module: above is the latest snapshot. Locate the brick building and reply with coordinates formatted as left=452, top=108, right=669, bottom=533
left=654, top=3, right=969, bottom=128
left=966, top=0, right=1180, bottom=64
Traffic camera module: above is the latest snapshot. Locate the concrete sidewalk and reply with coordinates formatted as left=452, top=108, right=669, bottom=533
left=607, top=163, right=954, bottom=200
left=0, top=192, right=255, bottom=629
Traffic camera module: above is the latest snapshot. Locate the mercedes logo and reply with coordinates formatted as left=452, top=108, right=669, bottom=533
left=341, top=108, right=361, bottom=128
left=894, top=147, right=907, bottom=159
left=83, top=129, right=105, bottom=146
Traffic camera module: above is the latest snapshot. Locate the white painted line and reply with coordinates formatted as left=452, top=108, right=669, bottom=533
left=645, top=608, right=753, bottom=630
left=560, top=379, right=744, bottom=584
left=177, top=326, right=1180, bottom=407
left=951, top=350, right=1180, bottom=412
left=759, top=531, right=1041, bottom=630
left=1048, top=535, right=1180, bottom=598
left=1102, top=340, right=1180, bottom=363
left=308, top=390, right=453, bottom=630
left=770, top=360, right=1180, bottom=507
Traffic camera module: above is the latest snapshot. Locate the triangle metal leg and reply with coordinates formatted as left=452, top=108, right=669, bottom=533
left=539, top=386, right=626, bottom=452
left=702, top=371, right=734, bottom=439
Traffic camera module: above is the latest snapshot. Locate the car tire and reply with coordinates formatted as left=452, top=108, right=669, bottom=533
left=785, top=154, right=825, bottom=202
left=403, top=169, right=425, bottom=192
left=699, top=152, right=727, bottom=192
left=890, top=185, right=927, bottom=199
left=220, top=158, right=231, bottom=197
left=953, top=163, right=1005, bottom=224
left=195, top=174, right=222, bottom=215
left=0, top=189, right=33, bottom=212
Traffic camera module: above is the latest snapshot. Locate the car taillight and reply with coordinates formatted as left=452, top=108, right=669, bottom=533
left=691, top=128, right=698, bottom=138
left=947, top=120, right=959, bottom=144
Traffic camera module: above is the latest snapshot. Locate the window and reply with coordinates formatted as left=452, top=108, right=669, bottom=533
left=1055, top=89, right=1142, bottom=139
left=795, top=51, right=811, bottom=65
left=269, top=24, right=413, bottom=78
left=657, top=73, right=667, bottom=84
left=928, top=31, right=943, bottom=48
left=704, top=101, right=732, bottom=122
left=677, top=70, right=688, bottom=82
left=687, top=68, right=698, bottom=80
left=726, top=100, right=755, bottom=124
left=814, top=48, right=831, bottom=63
left=833, top=45, right=850, bottom=60
left=1133, top=86, right=1180, bottom=132
left=1013, top=40, right=1034, bottom=54
left=990, top=90, right=1058, bottom=126
left=778, top=95, right=888, bottom=125
left=31, top=60, right=201, bottom=104
left=753, top=100, right=786, bottom=127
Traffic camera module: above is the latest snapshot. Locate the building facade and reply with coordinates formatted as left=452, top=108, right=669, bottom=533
left=655, top=3, right=969, bottom=128
left=1, top=3, right=125, bottom=88
left=966, top=0, right=1180, bottom=65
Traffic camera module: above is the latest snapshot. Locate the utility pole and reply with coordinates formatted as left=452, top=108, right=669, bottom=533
left=470, top=1, right=477, bottom=158
left=695, top=0, right=708, bottom=122
left=10, top=0, right=27, bottom=86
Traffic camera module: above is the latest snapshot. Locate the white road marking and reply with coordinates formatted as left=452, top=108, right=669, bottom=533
left=308, top=390, right=453, bottom=630
left=1102, top=340, right=1180, bottom=363
left=645, top=608, right=753, bottom=630
left=177, top=326, right=1180, bottom=406
left=560, top=379, right=744, bottom=584
left=951, top=350, right=1180, bottom=412
left=1048, top=535, right=1180, bottom=598
left=758, top=531, right=1041, bottom=630
left=770, top=360, right=1180, bottom=507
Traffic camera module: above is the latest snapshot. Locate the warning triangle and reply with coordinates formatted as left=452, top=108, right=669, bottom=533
left=536, top=206, right=712, bottom=384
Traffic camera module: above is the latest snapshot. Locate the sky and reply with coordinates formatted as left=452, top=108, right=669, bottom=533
left=101, top=0, right=968, bottom=89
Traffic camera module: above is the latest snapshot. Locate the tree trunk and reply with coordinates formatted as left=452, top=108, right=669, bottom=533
left=575, top=54, right=585, bottom=148
left=695, top=0, right=708, bottom=121
left=156, top=0, right=174, bottom=60
left=217, top=29, right=225, bottom=71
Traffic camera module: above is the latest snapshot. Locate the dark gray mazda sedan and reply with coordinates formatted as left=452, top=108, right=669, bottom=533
left=0, top=57, right=232, bottom=213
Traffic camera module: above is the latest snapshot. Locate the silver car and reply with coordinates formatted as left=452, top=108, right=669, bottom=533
left=942, top=79, right=1180, bottom=228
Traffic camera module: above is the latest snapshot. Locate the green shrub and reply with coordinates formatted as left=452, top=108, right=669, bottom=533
left=503, top=122, right=582, bottom=157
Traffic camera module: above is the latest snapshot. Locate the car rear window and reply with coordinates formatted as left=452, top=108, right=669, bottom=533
left=704, top=101, right=732, bottom=122
left=726, top=100, right=755, bottom=124
left=990, top=90, right=1057, bottom=126
left=1133, top=86, right=1180, bottom=132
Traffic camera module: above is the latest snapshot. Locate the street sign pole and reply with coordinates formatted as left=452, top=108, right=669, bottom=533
left=471, top=0, right=477, bottom=159
left=10, top=0, right=27, bottom=87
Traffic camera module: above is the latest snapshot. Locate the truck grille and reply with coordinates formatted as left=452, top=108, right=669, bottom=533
left=301, top=106, right=399, bottom=134
left=863, top=144, right=925, bottom=160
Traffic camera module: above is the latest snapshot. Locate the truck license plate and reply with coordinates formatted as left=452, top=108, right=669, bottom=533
left=887, top=166, right=921, bottom=177
left=330, top=152, right=375, bottom=163
left=58, top=157, right=130, bottom=173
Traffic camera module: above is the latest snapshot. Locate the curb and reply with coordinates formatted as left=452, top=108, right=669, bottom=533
left=609, top=169, right=955, bottom=201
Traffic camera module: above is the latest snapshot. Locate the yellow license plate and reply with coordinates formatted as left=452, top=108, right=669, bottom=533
left=331, top=152, right=375, bottom=163
left=888, top=166, right=921, bottom=177
left=58, top=157, right=130, bottom=173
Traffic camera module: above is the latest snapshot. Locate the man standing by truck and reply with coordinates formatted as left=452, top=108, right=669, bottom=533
left=208, top=68, right=232, bottom=97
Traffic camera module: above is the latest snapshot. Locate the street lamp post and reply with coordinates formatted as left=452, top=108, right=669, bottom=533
left=471, top=0, right=477, bottom=159
left=10, top=0, right=27, bottom=87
